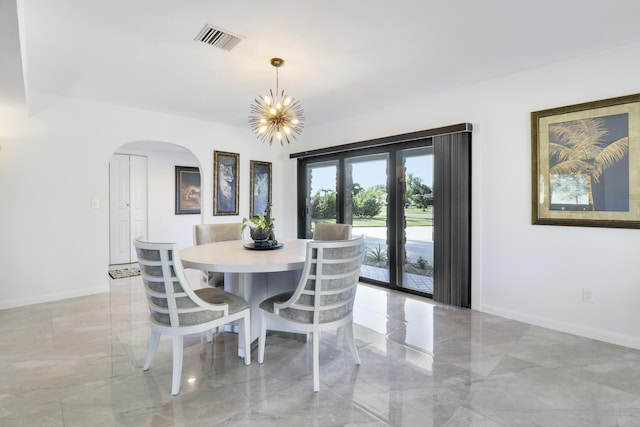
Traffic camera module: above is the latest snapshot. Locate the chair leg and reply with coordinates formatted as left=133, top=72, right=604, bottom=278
left=144, top=330, right=161, bottom=371
left=312, top=331, right=320, bottom=392
left=241, top=310, right=251, bottom=365
left=171, top=335, right=184, bottom=396
left=206, top=329, right=214, bottom=343
left=344, top=322, right=361, bottom=365
left=258, top=311, right=267, bottom=364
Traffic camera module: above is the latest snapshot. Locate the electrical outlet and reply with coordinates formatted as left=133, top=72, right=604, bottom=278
left=582, top=288, right=593, bottom=303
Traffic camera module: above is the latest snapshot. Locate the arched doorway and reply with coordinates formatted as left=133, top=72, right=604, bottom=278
left=109, top=140, right=203, bottom=265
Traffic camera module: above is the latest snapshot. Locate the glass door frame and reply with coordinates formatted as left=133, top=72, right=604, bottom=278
left=296, top=140, right=433, bottom=297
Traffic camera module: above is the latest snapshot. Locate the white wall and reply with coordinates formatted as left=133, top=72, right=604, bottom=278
left=2, top=39, right=640, bottom=350
left=281, top=41, right=640, bottom=349
left=0, top=91, right=283, bottom=309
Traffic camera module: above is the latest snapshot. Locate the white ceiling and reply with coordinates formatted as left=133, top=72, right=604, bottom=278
left=11, top=0, right=640, bottom=129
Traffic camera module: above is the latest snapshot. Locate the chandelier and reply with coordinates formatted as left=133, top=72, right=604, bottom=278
left=249, top=58, right=304, bottom=145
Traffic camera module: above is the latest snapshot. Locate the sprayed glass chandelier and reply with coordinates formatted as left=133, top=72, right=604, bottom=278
left=249, top=58, right=304, bottom=145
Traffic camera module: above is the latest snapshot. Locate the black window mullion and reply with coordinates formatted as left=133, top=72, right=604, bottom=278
left=387, top=150, right=399, bottom=287
left=337, top=158, right=346, bottom=223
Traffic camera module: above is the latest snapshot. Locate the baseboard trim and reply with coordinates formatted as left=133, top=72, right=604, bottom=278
left=481, top=303, right=640, bottom=351
left=0, top=285, right=109, bottom=310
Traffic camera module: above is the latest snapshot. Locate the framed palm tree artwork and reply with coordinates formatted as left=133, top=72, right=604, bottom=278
left=531, top=93, right=640, bottom=228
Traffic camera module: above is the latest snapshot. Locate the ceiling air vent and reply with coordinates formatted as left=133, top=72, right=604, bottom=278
left=195, top=24, right=242, bottom=51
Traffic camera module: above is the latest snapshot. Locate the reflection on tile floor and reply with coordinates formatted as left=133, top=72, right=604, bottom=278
left=1, top=272, right=640, bottom=426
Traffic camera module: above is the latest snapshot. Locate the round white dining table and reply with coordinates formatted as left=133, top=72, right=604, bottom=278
left=180, top=238, right=308, bottom=274
left=180, top=239, right=309, bottom=357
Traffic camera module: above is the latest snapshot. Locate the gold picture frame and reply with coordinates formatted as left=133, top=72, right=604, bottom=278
left=175, top=166, right=201, bottom=215
left=531, top=93, right=640, bottom=228
left=213, top=151, right=239, bottom=216
left=249, top=160, right=272, bottom=218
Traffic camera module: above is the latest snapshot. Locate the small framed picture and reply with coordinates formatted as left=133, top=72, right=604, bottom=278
left=213, top=151, right=239, bottom=216
left=250, top=160, right=272, bottom=218
left=175, top=166, right=201, bottom=215
left=531, top=93, right=640, bottom=228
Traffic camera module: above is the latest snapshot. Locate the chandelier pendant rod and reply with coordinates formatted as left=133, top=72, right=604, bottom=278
left=275, top=65, right=279, bottom=100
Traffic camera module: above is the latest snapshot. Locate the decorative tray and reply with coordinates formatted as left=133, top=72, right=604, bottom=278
left=243, top=242, right=284, bottom=251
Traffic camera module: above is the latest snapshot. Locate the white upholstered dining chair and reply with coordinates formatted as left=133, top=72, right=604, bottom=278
left=134, top=237, right=250, bottom=395
left=257, top=235, right=366, bottom=392
left=194, top=223, right=242, bottom=287
left=312, top=223, right=352, bottom=241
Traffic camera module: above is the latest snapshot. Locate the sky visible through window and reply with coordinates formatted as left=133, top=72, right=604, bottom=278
left=309, top=156, right=432, bottom=195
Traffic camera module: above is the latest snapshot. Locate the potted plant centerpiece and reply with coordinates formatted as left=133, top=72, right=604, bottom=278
left=242, top=204, right=277, bottom=248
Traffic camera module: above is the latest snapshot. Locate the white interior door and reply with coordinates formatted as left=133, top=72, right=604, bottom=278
left=129, top=155, right=148, bottom=245
left=109, top=154, right=148, bottom=265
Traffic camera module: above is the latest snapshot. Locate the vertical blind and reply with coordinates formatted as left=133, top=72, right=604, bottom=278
left=433, top=132, right=471, bottom=307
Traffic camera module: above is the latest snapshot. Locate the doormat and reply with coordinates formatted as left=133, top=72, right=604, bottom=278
left=108, top=268, right=140, bottom=279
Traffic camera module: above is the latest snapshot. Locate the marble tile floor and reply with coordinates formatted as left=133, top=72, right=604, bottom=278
left=1, top=272, right=640, bottom=426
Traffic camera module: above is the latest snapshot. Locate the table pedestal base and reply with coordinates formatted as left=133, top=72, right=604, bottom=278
left=224, top=270, right=302, bottom=358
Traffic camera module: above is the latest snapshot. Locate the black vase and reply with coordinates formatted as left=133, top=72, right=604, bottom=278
left=250, top=227, right=272, bottom=242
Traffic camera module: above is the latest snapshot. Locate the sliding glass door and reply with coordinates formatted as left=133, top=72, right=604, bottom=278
left=294, top=124, right=471, bottom=306
left=303, top=160, right=338, bottom=237
left=345, top=154, right=389, bottom=283
left=397, top=147, right=434, bottom=294
left=298, top=143, right=434, bottom=297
